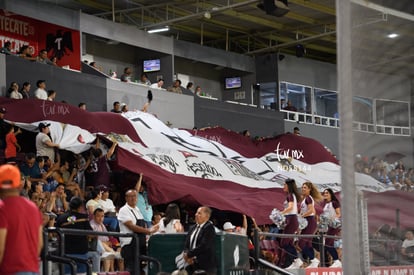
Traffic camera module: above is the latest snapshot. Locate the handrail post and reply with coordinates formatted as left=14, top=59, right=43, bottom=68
left=319, top=231, right=325, bottom=267
left=253, top=228, right=260, bottom=269
left=42, top=228, right=49, bottom=275
left=133, top=236, right=140, bottom=275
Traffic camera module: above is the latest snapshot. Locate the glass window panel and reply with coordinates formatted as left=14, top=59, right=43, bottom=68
left=279, top=81, right=312, bottom=113
left=314, top=88, right=338, bottom=118
left=375, top=99, right=409, bottom=127
left=353, top=96, right=373, bottom=123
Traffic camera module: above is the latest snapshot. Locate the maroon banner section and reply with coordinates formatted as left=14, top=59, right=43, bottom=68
left=189, top=127, right=339, bottom=164
left=0, top=9, right=81, bottom=70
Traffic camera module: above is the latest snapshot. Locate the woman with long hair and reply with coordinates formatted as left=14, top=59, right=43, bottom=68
left=322, top=188, right=342, bottom=268
left=280, top=178, right=302, bottom=269
left=157, top=203, right=184, bottom=233
left=142, top=90, right=153, bottom=113
left=299, top=181, right=323, bottom=268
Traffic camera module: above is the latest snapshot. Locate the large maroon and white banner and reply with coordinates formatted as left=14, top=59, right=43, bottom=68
left=1, top=98, right=412, bottom=227
left=0, top=9, right=81, bottom=70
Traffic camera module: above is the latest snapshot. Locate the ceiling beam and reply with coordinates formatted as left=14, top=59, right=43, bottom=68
left=141, top=0, right=260, bottom=30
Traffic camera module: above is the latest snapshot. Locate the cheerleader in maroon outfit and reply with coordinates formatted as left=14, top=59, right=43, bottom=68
left=322, top=188, right=342, bottom=268
left=281, top=178, right=302, bottom=270
left=299, top=181, right=323, bottom=268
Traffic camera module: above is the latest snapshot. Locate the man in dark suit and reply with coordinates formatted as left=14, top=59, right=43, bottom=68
left=183, top=206, right=217, bottom=274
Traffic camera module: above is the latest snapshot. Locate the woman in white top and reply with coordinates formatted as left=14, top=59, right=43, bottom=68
left=280, top=178, right=302, bottom=269
left=299, top=181, right=322, bottom=268
left=158, top=203, right=184, bottom=233
left=86, top=189, right=103, bottom=219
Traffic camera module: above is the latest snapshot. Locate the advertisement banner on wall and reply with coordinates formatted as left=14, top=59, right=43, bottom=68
left=306, top=266, right=414, bottom=275
left=0, top=9, right=80, bottom=70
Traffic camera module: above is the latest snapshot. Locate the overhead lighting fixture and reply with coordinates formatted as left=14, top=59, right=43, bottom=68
left=257, top=0, right=289, bottom=17
left=387, top=33, right=399, bottom=38
left=147, top=26, right=170, bottom=34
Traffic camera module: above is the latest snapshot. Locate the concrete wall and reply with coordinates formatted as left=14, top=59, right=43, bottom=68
left=106, top=79, right=194, bottom=129
left=195, top=96, right=285, bottom=138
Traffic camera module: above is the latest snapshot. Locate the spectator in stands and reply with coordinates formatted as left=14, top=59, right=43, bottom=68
left=48, top=183, right=69, bottom=215
left=20, top=176, right=32, bottom=199
left=157, top=203, right=184, bottom=233
left=36, top=122, right=59, bottom=162
left=20, top=82, right=31, bottom=99
left=121, top=103, right=129, bottom=113
left=150, top=78, right=164, bottom=89
left=401, top=230, right=414, bottom=262
left=120, top=67, right=132, bottom=82
left=242, top=130, right=250, bottom=137
left=18, top=45, right=36, bottom=61
left=152, top=212, right=163, bottom=227
left=142, top=90, right=153, bottom=113
left=90, top=208, right=123, bottom=272
left=87, top=138, right=117, bottom=189
left=140, top=73, right=151, bottom=86
left=186, top=82, right=194, bottom=93
left=281, top=178, right=302, bottom=270
left=7, top=82, right=22, bottom=99
left=280, top=98, right=286, bottom=109
left=135, top=173, right=154, bottom=228
left=34, top=80, right=48, bottom=100
left=47, top=89, right=57, bottom=101
left=98, top=185, right=119, bottom=231
left=78, top=102, right=87, bottom=110
left=283, top=100, right=297, bottom=111
left=50, top=56, right=58, bottom=66
left=86, top=189, right=103, bottom=218
left=167, top=79, right=183, bottom=94
left=56, top=196, right=99, bottom=274
left=20, top=153, right=45, bottom=184
left=293, top=127, right=301, bottom=136
left=0, top=107, right=7, bottom=150
left=223, top=214, right=247, bottom=235
left=118, top=189, right=159, bottom=272
left=111, top=101, right=122, bottom=113
left=36, top=49, right=55, bottom=66
left=195, top=86, right=202, bottom=96
left=89, top=62, right=102, bottom=71
left=4, top=124, right=21, bottom=163
left=0, top=164, right=44, bottom=275
left=0, top=41, right=13, bottom=55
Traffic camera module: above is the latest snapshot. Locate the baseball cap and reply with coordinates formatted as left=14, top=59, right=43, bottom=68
left=0, top=164, right=22, bottom=189
left=223, top=222, right=235, bottom=231
left=0, top=107, right=6, bottom=114
left=38, top=122, right=51, bottom=130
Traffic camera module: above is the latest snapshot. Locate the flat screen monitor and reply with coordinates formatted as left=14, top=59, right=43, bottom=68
left=143, top=59, right=161, bottom=72
left=225, top=77, right=241, bottom=89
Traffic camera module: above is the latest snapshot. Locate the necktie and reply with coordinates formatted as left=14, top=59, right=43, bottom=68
left=190, top=225, right=200, bottom=249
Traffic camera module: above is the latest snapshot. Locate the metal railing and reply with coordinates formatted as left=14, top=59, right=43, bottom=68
left=252, top=229, right=342, bottom=272
left=42, top=227, right=161, bottom=275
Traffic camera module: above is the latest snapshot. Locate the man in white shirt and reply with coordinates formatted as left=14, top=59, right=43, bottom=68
left=34, top=80, right=47, bottom=100
left=118, top=189, right=158, bottom=272
left=150, top=79, right=164, bottom=89
left=35, top=122, right=59, bottom=162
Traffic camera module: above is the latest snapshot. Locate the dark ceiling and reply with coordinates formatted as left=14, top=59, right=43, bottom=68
left=39, top=0, right=414, bottom=75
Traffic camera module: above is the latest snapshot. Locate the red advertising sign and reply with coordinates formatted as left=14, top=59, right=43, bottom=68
left=0, top=9, right=80, bottom=70
left=306, top=266, right=414, bottom=275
